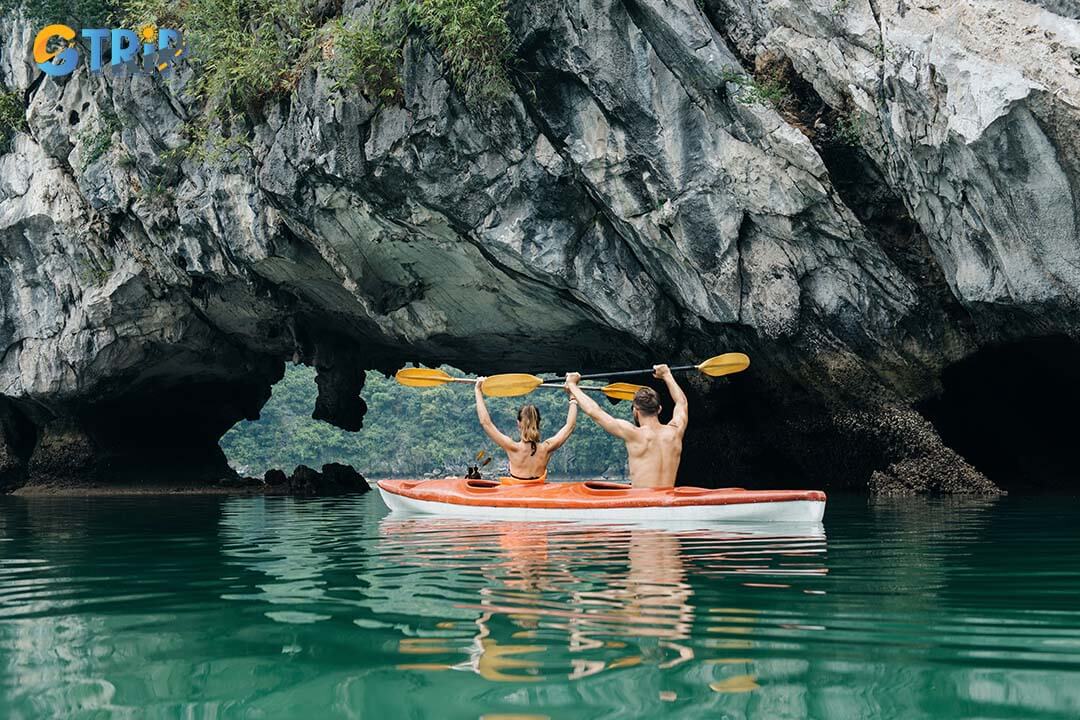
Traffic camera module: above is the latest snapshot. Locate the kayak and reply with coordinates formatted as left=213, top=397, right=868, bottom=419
left=377, top=478, right=826, bottom=522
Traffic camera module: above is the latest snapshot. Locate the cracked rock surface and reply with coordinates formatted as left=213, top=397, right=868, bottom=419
left=1, top=0, right=1078, bottom=494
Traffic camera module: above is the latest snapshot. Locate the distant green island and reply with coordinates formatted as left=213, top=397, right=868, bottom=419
left=220, top=366, right=632, bottom=479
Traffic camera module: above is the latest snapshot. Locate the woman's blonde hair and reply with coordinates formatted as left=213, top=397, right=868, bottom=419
left=517, top=404, right=541, bottom=454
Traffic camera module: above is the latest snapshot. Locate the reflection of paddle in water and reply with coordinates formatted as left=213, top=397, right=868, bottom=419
left=709, top=674, right=761, bottom=693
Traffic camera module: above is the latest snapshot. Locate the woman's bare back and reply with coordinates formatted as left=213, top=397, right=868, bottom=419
left=506, top=441, right=552, bottom=479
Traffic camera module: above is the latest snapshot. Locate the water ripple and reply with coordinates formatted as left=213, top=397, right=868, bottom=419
left=0, top=494, right=1079, bottom=718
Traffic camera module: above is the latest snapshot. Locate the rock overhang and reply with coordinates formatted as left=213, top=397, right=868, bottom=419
left=0, top=0, right=1078, bottom=493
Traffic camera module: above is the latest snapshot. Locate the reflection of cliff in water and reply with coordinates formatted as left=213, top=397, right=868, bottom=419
left=0, top=497, right=236, bottom=714
left=217, top=496, right=379, bottom=623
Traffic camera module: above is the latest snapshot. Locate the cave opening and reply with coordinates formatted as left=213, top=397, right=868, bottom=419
left=219, top=365, right=635, bottom=480
left=918, top=336, right=1080, bottom=493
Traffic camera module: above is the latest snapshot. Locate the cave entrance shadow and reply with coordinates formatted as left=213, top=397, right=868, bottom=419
left=918, top=335, right=1080, bottom=494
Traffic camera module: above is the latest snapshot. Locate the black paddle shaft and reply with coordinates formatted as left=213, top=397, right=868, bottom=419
left=573, top=364, right=696, bottom=380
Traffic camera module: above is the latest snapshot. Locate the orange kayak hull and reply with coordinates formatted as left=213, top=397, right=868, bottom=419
left=377, top=478, right=826, bottom=522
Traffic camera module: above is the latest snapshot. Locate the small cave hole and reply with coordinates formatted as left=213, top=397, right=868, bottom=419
left=68, top=109, right=80, bottom=126
left=919, top=336, right=1080, bottom=493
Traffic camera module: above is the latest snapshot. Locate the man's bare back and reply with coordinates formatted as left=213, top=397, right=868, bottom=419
left=565, top=364, right=688, bottom=489
left=621, top=421, right=684, bottom=488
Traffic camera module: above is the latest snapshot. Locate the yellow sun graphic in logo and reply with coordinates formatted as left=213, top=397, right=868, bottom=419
left=138, top=24, right=158, bottom=44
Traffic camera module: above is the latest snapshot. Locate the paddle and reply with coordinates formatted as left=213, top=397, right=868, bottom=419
left=539, top=381, right=644, bottom=402
left=395, top=368, right=543, bottom=396
left=570, top=352, right=750, bottom=380
left=395, top=368, right=644, bottom=401
left=395, top=367, right=477, bottom=388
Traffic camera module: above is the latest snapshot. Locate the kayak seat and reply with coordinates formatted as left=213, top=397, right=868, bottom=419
left=465, top=479, right=500, bottom=491
left=583, top=481, right=632, bottom=491
left=498, top=476, right=545, bottom=486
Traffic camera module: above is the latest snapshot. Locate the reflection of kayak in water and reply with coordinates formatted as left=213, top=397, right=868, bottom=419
left=374, top=515, right=828, bottom=684
left=377, top=478, right=826, bottom=522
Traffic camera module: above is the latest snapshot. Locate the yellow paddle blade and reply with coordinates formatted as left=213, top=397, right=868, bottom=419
left=481, top=373, right=545, bottom=397
left=394, top=367, right=457, bottom=387
left=697, top=352, right=750, bottom=377
left=602, top=382, right=646, bottom=401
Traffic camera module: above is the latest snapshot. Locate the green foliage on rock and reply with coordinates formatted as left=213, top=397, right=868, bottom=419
left=118, top=0, right=511, bottom=153
left=220, top=365, right=632, bottom=479
left=326, top=12, right=405, bottom=101
left=401, top=0, right=512, bottom=103
left=0, top=91, right=25, bottom=155
left=1, top=0, right=119, bottom=24
left=124, top=0, right=324, bottom=150
left=831, top=0, right=853, bottom=16
left=831, top=110, right=865, bottom=146
left=77, top=110, right=119, bottom=169
left=325, top=0, right=513, bottom=105
left=720, top=66, right=790, bottom=109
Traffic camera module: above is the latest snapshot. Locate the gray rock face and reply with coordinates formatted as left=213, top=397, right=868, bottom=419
left=714, top=0, right=1080, bottom=310
left=1, top=0, right=1077, bottom=494
left=1033, top=0, right=1080, bottom=19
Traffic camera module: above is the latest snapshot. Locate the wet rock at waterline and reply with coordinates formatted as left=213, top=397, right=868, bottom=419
left=318, top=463, right=371, bottom=494
left=273, top=464, right=370, bottom=497
left=264, top=469, right=289, bottom=488
left=2, top=1, right=1079, bottom=494
left=216, top=475, right=267, bottom=490
left=215, top=464, right=369, bottom=496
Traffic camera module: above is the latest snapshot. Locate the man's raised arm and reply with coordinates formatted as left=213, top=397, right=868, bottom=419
left=655, top=364, right=688, bottom=432
left=565, top=372, right=635, bottom=439
left=544, top=399, right=578, bottom=451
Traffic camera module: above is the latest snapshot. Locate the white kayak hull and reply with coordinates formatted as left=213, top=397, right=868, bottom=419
left=378, top=486, right=826, bottom=523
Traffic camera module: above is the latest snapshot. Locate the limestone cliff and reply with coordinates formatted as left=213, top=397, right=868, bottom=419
left=1, top=0, right=1078, bottom=494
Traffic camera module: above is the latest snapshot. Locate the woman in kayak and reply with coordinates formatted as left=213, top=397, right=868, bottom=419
left=474, top=377, right=578, bottom=484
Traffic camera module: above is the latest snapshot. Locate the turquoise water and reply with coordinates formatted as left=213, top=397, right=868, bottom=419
left=1, top=494, right=1079, bottom=719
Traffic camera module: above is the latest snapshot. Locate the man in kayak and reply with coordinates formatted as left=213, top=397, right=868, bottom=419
left=475, top=377, right=578, bottom=483
left=565, top=364, right=687, bottom=489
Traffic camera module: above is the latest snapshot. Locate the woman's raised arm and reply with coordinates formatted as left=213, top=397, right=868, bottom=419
left=475, top=378, right=516, bottom=451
